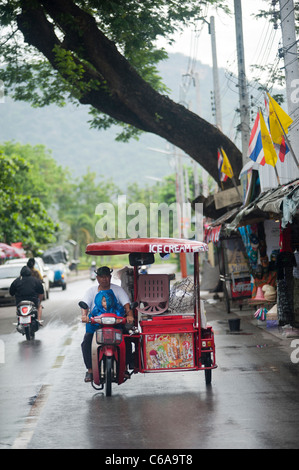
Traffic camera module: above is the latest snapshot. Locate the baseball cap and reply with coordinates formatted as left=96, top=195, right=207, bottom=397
left=95, top=266, right=113, bottom=276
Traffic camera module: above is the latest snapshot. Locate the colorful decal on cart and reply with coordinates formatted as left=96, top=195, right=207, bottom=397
left=145, top=333, right=194, bottom=369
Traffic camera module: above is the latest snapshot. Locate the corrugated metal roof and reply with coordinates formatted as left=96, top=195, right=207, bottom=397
left=225, top=179, right=299, bottom=234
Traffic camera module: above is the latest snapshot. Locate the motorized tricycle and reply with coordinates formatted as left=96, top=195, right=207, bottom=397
left=83, top=237, right=217, bottom=396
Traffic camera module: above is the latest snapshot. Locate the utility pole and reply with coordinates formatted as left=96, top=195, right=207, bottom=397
left=279, top=0, right=299, bottom=170
left=234, top=0, right=250, bottom=167
left=194, top=72, right=209, bottom=198
left=209, top=16, right=223, bottom=131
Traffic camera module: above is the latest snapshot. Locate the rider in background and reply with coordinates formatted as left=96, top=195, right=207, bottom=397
left=27, top=257, right=43, bottom=281
left=9, top=266, right=44, bottom=322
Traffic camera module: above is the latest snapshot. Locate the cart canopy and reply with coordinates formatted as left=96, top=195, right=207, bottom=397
left=86, top=238, right=208, bottom=256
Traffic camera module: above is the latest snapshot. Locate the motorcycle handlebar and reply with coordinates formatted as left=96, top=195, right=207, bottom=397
left=89, top=314, right=126, bottom=325
left=79, top=300, right=138, bottom=311
left=78, top=300, right=89, bottom=310
left=79, top=301, right=136, bottom=326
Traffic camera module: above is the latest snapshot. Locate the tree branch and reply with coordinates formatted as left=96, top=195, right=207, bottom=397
left=17, top=0, right=242, bottom=184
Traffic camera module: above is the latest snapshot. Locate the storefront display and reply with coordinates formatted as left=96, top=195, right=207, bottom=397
left=202, top=179, right=299, bottom=327
left=251, top=256, right=277, bottom=298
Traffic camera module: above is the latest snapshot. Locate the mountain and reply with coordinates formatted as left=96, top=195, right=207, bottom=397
left=0, top=53, right=240, bottom=189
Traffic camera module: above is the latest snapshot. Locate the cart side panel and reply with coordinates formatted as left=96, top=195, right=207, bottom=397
left=140, top=318, right=196, bottom=371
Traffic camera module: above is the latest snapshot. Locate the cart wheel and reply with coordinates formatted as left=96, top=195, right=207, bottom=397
left=223, top=284, right=230, bottom=313
left=203, top=353, right=212, bottom=385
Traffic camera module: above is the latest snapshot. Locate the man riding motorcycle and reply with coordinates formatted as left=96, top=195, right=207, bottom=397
left=9, top=266, right=44, bottom=322
left=80, top=266, right=134, bottom=382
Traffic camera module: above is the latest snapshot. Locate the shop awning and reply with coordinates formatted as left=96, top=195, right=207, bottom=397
left=204, top=207, right=240, bottom=243
left=204, top=225, right=221, bottom=243
left=225, top=179, right=299, bottom=234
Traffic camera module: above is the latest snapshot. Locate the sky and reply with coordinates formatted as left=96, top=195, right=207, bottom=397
left=156, top=0, right=282, bottom=84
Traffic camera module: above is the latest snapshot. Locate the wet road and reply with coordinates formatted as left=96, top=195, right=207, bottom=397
left=1, top=276, right=299, bottom=450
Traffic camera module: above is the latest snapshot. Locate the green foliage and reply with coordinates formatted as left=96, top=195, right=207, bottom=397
left=0, top=149, right=58, bottom=252
left=0, top=139, right=216, bottom=256
left=68, top=169, right=119, bottom=254
left=0, top=141, right=121, bottom=255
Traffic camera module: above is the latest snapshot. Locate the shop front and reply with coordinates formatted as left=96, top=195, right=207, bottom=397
left=225, top=179, right=299, bottom=327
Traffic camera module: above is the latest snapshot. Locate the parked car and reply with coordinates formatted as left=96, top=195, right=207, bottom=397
left=0, top=265, right=24, bottom=304
left=5, top=257, right=50, bottom=300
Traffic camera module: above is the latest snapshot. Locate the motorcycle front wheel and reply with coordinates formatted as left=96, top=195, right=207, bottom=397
left=105, top=357, right=112, bottom=397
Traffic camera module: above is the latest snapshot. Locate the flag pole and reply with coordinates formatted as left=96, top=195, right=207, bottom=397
left=232, top=176, right=242, bottom=201
left=274, top=163, right=281, bottom=185
left=267, top=93, right=299, bottom=168
left=220, top=147, right=242, bottom=201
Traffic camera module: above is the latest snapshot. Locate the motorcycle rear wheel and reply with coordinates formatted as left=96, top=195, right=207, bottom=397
left=25, top=326, right=35, bottom=341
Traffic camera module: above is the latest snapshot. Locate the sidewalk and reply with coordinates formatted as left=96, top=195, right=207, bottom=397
left=148, top=264, right=294, bottom=342
left=201, top=289, right=299, bottom=342
left=67, top=269, right=89, bottom=283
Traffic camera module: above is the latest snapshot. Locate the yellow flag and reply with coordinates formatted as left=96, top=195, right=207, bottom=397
left=220, top=148, right=234, bottom=178
left=267, top=92, right=293, bottom=145
left=259, top=111, right=277, bottom=167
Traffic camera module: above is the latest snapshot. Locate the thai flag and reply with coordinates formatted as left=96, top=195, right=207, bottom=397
left=247, top=112, right=265, bottom=166
left=217, top=149, right=228, bottom=181
left=274, top=136, right=289, bottom=162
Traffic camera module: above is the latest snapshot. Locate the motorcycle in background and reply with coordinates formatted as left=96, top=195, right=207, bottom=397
left=14, top=300, right=39, bottom=340
left=90, top=261, right=97, bottom=281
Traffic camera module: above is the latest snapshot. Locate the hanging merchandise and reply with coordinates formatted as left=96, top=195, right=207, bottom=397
left=277, top=279, right=293, bottom=325
left=262, top=285, right=276, bottom=302
left=254, top=307, right=268, bottom=321
left=277, top=222, right=297, bottom=325
left=238, top=224, right=259, bottom=271
left=254, top=287, right=265, bottom=302
left=269, top=249, right=279, bottom=271
left=293, top=251, right=299, bottom=279
left=279, top=223, right=293, bottom=252
left=251, top=257, right=277, bottom=298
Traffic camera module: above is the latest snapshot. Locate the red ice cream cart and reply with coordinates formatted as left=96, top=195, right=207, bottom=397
left=84, top=238, right=217, bottom=395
